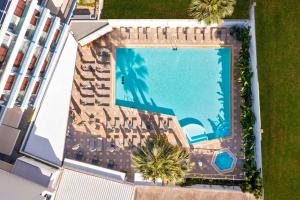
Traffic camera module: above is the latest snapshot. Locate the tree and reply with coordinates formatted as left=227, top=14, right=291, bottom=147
left=188, top=0, right=236, bottom=24
left=132, top=135, right=192, bottom=185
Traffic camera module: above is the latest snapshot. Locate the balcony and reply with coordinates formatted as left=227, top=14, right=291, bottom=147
left=25, top=25, right=35, bottom=40
left=15, top=92, right=25, bottom=107
left=7, top=15, right=20, bottom=34
left=38, top=32, right=47, bottom=46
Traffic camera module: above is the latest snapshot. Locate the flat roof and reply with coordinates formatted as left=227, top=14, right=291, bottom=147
left=54, top=169, right=135, bottom=200
left=0, top=169, right=46, bottom=200
left=70, top=21, right=108, bottom=40
left=2, top=107, right=23, bottom=128
left=12, top=156, right=58, bottom=187
left=0, top=124, right=20, bottom=155
left=63, top=159, right=126, bottom=181
left=23, top=33, right=77, bottom=166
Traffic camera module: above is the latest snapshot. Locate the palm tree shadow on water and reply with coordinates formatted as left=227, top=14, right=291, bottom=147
left=115, top=48, right=174, bottom=115
left=178, top=48, right=231, bottom=143
left=206, top=48, right=231, bottom=140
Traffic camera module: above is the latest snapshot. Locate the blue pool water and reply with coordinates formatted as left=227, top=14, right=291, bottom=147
left=214, top=151, right=234, bottom=171
left=115, top=47, right=231, bottom=143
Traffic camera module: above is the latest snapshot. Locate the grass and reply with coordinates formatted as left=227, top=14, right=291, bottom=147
left=102, top=0, right=249, bottom=19
left=256, top=0, right=300, bottom=199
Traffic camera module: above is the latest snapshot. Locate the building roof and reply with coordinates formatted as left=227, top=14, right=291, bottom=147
left=1, top=107, right=23, bottom=128
left=12, top=156, right=59, bottom=188
left=54, top=169, right=135, bottom=200
left=63, top=159, right=126, bottom=181
left=22, top=33, right=77, bottom=166
left=70, top=20, right=108, bottom=41
left=0, top=169, right=46, bottom=200
left=0, top=124, right=20, bottom=155
left=134, top=186, right=255, bottom=200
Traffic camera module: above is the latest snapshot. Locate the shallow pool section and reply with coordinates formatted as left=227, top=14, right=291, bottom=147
left=115, top=47, right=231, bottom=143
left=211, top=149, right=237, bottom=173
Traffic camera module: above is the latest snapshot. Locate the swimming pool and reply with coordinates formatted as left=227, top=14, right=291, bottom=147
left=115, top=47, right=231, bottom=144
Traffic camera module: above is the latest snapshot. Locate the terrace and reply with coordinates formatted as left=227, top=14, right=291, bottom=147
left=65, top=25, right=245, bottom=181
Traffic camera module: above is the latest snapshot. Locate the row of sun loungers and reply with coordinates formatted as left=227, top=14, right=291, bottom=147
left=80, top=97, right=110, bottom=106
left=106, top=116, right=172, bottom=134
left=119, top=27, right=232, bottom=43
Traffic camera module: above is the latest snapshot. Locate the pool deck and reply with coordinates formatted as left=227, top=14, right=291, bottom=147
left=65, top=26, right=244, bottom=181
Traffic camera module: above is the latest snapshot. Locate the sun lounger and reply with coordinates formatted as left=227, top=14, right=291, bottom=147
left=115, top=138, right=123, bottom=149
left=186, top=28, right=194, bottom=41
left=124, top=138, right=130, bottom=148
left=80, top=88, right=94, bottom=97
left=150, top=28, right=158, bottom=41
left=80, top=81, right=92, bottom=89
left=106, top=120, right=114, bottom=132
left=144, top=27, right=149, bottom=40
left=89, top=138, right=96, bottom=152
left=95, top=97, right=110, bottom=106
left=157, top=27, right=164, bottom=40
left=195, top=28, right=204, bottom=41
left=132, top=118, right=138, bottom=132
left=177, top=27, right=186, bottom=41
left=138, top=27, right=144, bottom=40
left=96, top=137, right=103, bottom=151
left=211, top=27, right=220, bottom=42
left=96, top=71, right=111, bottom=79
left=120, top=27, right=130, bottom=40
left=129, top=28, right=138, bottom=41
left=204, top=28, right=211, bottom=42
left=80, top=97, right=94, bottom=106
left=80, top=70, right=94, bottom=80
left=81, top=64, right=93, bottom=71
left=132, top=136, right=140, bottom=147
left=96, top=82, right=110, bottom=90
left=140, top=120, right=148, bottom=132
left=95, top=89, right=110, bottom=97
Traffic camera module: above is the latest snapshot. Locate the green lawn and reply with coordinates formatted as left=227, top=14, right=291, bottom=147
left=256, top=0, right=300, bottom=199
left=102, top=0, right=249, bottom=19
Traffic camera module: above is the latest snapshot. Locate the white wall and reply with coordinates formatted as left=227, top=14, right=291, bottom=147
left=249, top=3, right=263, bottom=174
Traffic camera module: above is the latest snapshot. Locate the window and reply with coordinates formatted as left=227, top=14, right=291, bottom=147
left=14, top=0, right=26, bottom=18
left=4, top=75, right=15, bottom=90
left=40, top=60, right=48, bottom=74
left=30, top=9, right=40, bottom=26
left=20, top=77, right=29, bottom=91
left=14, top=52, right=24, bottom=68
left=28, top=56, right=37, bottom=70
left=51, top=29, right=60, bottom=47
left=32, top=81, right=40, bottom=94
left=43, top=17, right=52, bottom=32
left=0, top=47, right=8, bottom=64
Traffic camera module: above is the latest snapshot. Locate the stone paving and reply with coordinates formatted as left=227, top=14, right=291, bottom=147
left=64, top=26, right=244, bottom=182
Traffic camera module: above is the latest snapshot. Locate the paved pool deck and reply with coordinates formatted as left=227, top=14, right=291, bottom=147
left=65, top=26, right=244, bottom=181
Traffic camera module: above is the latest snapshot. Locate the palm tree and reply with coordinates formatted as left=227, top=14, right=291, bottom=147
left=132, top=135, right=192, bottom=185
left=188, top=0, right=236, bottom=24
